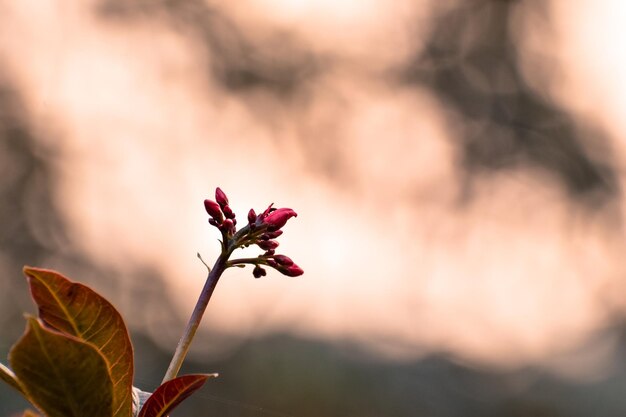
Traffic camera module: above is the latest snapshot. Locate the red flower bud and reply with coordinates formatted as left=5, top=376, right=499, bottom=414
left=215, top=187, right=229, bottom=208
left=221, top=218, right=235, bottom=234
left=263, top=208, right=297, bottom=231
left=248, top=208, right=257, bottom=225
left=204, top=199, right=223, bottom=221
left=257, top=240, right=279, bottom=250
left=253, top=265, right=267, bottom=278
left=273, top=254, right=294, bottom=266
left=222, top=205, right=235, bottom=219
left=281, top=263, right=303, bottom=277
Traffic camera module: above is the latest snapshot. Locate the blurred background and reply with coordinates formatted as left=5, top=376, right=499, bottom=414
left=2, top=0, right=626, bottom=415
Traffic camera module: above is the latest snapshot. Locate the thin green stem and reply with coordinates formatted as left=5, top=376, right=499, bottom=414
left=162, top=253, right=228, bottom=383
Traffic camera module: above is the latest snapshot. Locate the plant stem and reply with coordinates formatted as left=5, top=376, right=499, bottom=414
left=162, top=254, right=228, bottom=383
left=228, top=257, right=268, bottom=266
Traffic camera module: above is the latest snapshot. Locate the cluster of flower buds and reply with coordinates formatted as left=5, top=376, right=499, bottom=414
left=204, top=187, right=237, bottom=237
left=204, top=187, right=303, bottom=278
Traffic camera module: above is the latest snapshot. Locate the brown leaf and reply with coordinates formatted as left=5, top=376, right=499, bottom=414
left=9, top=317, right=114, bottom=417
left=137, top=374, right=216, bottom=417
left=23, top=267, right=134, bottom=417
left=22, top=410, right=44, bottom=417
left=0, top=362, right=26, bottom=396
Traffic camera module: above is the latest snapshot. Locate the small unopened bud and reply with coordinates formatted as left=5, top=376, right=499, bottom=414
left=257, top=240, right=279, bottom=250
left=215, top=187, right=229, bottom=208
left=222, top=205, right=235, bottom=219
left=273, top=255, right=294, bottom=266
left=264, top=249, right=275, bottom=257
left=253, top=265, right=267, bottom=278
left=248, top=209, right=257, bottom=225
left=282, top=264, right=304, bottom=277
left=204, top=199, right=223, bottom=221
left=208, top=218, right=219, bottom=227
left=221, top=218, right=235, bottom=234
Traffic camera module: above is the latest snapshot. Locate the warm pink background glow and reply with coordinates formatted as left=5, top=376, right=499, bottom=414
left=2, top=0, right=626, bottom=379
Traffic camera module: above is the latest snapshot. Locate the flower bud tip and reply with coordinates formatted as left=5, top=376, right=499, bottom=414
left=215, top=187, right=229, bottom=207
left=204, top=199, right=223, bottom=221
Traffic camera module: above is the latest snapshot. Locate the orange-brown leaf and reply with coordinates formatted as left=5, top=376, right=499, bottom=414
left=22, top=409, right=44, bottom=417
left=9, top=317, right=114, bottom=417
left=137, top=374, right=215, bottom=417
left=0, top=362, right=25, bottom=396
left=23, top=267, right=133, bottom=417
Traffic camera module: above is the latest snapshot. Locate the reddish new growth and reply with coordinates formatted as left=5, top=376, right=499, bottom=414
left=204, top=187, right=303, bottom=278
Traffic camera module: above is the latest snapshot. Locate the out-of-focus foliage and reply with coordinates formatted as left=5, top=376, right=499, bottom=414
left=133, top=331, right=626, bottom=417
left=401, top=0, right=616, bottom=201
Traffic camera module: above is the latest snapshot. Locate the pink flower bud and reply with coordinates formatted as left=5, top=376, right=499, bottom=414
left=273, top=254, right=294, bottom=266
left=221, top=218, right=235, bottom=234
left=248, top=209, right=257, bottom=225
left=282, top=263, right=303, bottom=277
left=215, top=187, right=229, bottom=208
left=222, top=205, right=235, bottom=219
left=263, top=208, right=297, bottom=231
left=204, top=199, right=223, bottom=221
left=257, top=240, right=279, bottom=250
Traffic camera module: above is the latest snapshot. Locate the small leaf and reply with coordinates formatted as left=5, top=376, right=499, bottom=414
left=138, top=374, right=216, bottom=417
left=0, top=362, right=26, bottom=396
left=9, top=317, right=114, bottom=417
left=23, top=266, right=134, bottom=417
